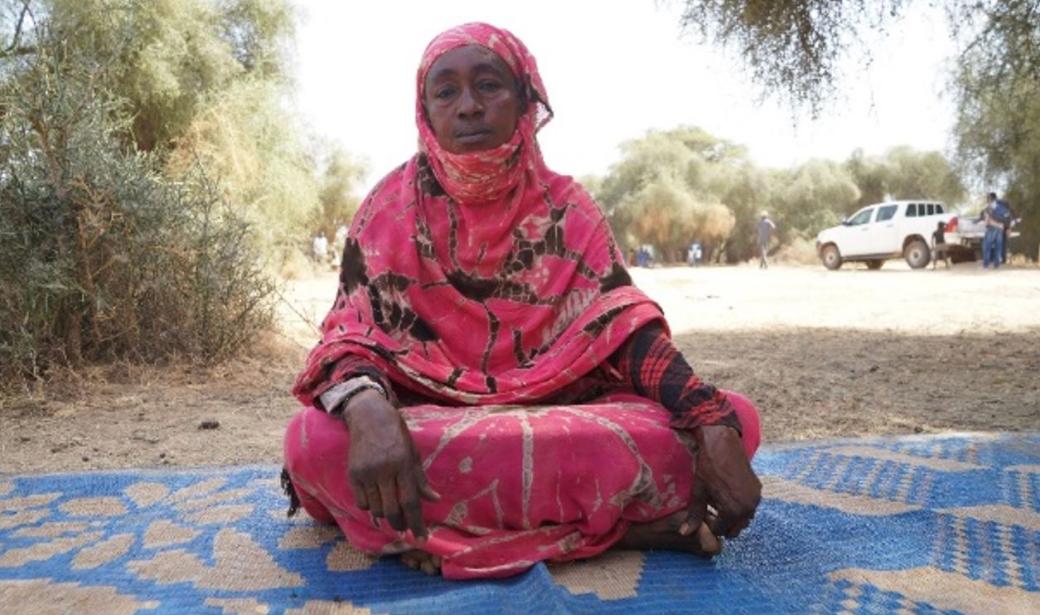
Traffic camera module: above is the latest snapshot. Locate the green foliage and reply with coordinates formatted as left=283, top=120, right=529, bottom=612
left=678, top=0, right=908, bottom=116
left=844, top=147, right=965, bottom=211
left=767, top=160, right=859, bottom=244
left=596, top=126, right=867, bottom=263
left=3, top=1, right=318, bottom=263
left=0, top=3, right=279, bottom=384
left=951, top=0, right=1040, bottom=259
left=165, top=77, right=322, bottom=259
left=311, top=147, right=365, bottom=242
left=677, top=0, right=1038, bottom=259
left=598, top=127, right=747, bottom=261
left=35, top=0, right=295, bottom=151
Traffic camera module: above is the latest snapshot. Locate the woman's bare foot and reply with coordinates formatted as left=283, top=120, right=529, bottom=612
left=400, top=549, right=443, bottom=575
left=616, top=511, right=721, bottom=555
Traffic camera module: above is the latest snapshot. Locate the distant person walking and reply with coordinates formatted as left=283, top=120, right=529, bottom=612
left=756, top=212, right=776, bottom=269
left=687, top=241, right=703, bottom=267
left=931, top=221, right=951, bottom=269
left=312, top=232, right=329, bottom=265
left=979, top=193, right=1011, bottom=269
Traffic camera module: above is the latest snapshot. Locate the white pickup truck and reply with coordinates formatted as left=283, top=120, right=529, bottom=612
left=813, top=200, right=1008, bottom=270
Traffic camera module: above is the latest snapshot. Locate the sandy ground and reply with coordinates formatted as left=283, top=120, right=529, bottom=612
left=2, top=262, right=1038, bottom=474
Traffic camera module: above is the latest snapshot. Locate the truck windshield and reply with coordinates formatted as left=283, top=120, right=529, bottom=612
left=877, top=205, right=898, bottom=221
left=848, top=208, right=874, bottom=226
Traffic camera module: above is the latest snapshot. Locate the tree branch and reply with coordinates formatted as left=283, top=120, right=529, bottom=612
left=3, top=0, right=33, bottom=54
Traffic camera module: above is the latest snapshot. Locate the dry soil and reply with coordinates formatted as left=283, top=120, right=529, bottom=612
left=2, top=261, right=1038, bottom=474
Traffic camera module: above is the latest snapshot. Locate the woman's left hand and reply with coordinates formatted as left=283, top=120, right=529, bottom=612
left=681, top=424, right=761, bottom=541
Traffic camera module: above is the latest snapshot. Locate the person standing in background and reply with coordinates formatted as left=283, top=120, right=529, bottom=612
left=312, top=233, right=329, bottom=265
left=980, top=193, right=1010, bottom=269
left=756, top=212, right=776, bottom=269
left=688, top=241, right=703, bottom=267
left=931, top=221, right=951, bottom=269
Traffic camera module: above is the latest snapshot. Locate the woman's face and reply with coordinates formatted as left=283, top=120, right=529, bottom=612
left=423, top=45, right=522, bottom=154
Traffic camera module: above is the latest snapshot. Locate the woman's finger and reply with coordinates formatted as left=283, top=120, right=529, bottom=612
left=350, top=478, right=370, bottom=510
left=696, top=522, right=722, bottom=555
left=725, top=517, right=751, bottom=539
left=681, top=480, right=709, bottom=536
left=397, top=472, right=428, bottom=539
left=379, top=476, right=405, bottom=532
left=415, top=466, right=441, bottom=502
left=364, top=483, right=384, bottom=519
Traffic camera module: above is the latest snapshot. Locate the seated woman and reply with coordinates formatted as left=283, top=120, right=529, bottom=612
left=282, top=22, right=762, bottom=580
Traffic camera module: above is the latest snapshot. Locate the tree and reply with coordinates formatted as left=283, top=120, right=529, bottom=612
left=845, top=147, right=965, bottom=211
left=951, top=0, right=1040, bottom=258
left=597, top=127, right=744, bottom=261
left=1, top=1, right=317, bottom=261
left=0, top=21, right=274, bottom=380
left=312, top=147, right=366, bottom=242
left=677, top=0, right=908, bottom=116
left=768, top=159, right=860, bottom=244
left=678, top=0, right=1039, bottom=258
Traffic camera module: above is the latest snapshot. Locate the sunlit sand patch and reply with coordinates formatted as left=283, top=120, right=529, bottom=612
left=72, top=533, right=134, bottom=569
left=0, top=493, right=61, bottom=512
left=59, top=497, right=126, bottom=517
left=278, top=525, right=341, bottom=550
left=143, top=520, right=200, bottom=549
left=0, top=531, right=101, bottom=567
left=124, top=482, right=169, bottom=507
left=175, top=488, right=252, bottom=511
left=128, top=528, right=304, bottom=590
left=825, top=446, right=983, bottom=472
left=762, top=476, right=921, bottom=516
left=326, top=541, right=375, bottom=572
left=1005, top=464, right=1040, bottom=475
left=204, top=597, right=271, bottom=614
left=0, top=482, right=12, bottom=497
left=550, top=550, right=645, bottom=600
left=284, top=601, right=375, bottom=615
left=12, top=521, right=89, bottom=538
left=829, top=566, right=1040, bottom=615
left=0, top=579, right=159, bottom=615
left=270, top=506, right=313, bottom=521
left=246, top=477, right=281, bottom=493
left=937, top=504, right=1040, bottom=531
left=185, top=504, right=254, bottom=524
left=169, top=477, right=227, bottom=502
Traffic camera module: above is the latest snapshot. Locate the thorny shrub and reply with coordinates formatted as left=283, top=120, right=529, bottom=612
left=0, top=27, right=275, bottom=387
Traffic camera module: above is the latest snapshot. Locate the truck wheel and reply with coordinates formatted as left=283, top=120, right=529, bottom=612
left=821, top=244, right=842, bottom=270
left=904, top=239, right=930, bottom=269
left=866, top=259, right=884, bottom=270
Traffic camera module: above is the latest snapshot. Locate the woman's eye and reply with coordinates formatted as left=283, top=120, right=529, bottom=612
left=477, top=80, right=502, bottom=93
left=433, top=86, right=457, bottom=100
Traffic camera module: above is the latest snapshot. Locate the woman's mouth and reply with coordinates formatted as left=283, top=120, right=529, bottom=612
left=454, top=129, right=492, bottom=144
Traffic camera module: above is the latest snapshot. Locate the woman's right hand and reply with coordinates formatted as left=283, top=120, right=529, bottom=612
left=343, top=389, right=440, bottom=539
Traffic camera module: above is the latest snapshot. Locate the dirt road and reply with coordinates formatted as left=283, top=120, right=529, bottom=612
left=3, top=263, right=1038, bottom=474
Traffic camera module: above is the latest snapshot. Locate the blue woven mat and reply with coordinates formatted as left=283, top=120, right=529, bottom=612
left=2, top=433, right=1038, bottom=614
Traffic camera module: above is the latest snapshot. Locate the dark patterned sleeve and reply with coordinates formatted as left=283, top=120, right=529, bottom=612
left=313, top=355, right=394, bottom=413
left=610, top=321, right=741, bottom=433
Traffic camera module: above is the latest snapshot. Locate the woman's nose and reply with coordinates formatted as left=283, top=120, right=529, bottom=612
left=457, top=87, right=484, bottom=117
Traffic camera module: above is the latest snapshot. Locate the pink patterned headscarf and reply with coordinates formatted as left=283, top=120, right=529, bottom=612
left=415, top=23, right=553, bottom=204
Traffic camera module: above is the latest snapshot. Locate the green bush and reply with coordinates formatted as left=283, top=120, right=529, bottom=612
left=0, top=24, right=274, bottom=385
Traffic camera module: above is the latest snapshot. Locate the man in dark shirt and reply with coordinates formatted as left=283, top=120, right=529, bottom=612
left=932, top=221, right=951, bottom=269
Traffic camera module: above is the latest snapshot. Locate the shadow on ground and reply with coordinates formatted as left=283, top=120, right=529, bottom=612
left=674, top=328, right=1040, bottom=441
left=2, top=328, right=1038, bottom=473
